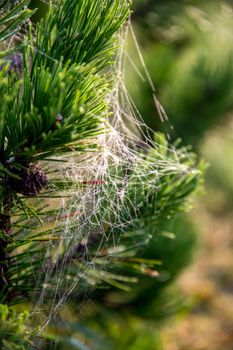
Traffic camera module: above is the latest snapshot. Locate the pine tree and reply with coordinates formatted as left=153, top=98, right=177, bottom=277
left=0, top=1, right=203, bottom=348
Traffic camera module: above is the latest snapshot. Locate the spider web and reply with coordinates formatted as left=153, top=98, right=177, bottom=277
left=31, top=19, right=194, bottom=329
left=2, top=4, right=199, bottom=338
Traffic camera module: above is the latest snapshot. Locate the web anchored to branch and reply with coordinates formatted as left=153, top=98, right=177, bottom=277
left=28, top=25, right=200, bottom=329
left=0, top=0, right=202, bottom=337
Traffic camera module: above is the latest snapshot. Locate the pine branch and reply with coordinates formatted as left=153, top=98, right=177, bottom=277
left=34, top=0, right=130, bottom=69
left=0, top=1, right=204, bottom=349
left=0, top=0, right=33, bottom=57
left=0, top=0, right=131, bottom=305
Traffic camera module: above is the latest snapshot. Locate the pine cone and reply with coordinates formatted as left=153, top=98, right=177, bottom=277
left=10, top=163, right=48, bottom=196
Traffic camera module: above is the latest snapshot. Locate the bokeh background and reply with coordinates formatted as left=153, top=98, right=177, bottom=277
left=31, top=1, right=233, bottom=349
left=124, top=1, right=233, bottom=349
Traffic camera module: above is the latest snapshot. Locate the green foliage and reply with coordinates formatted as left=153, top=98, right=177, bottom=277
left=0, top=0, right=33, bottom=57
left=34, top=0, right=130, bottom=70
left=0, top=0, right=130, bottom=168
left=0, top=0, right=203, bottom=349
left=0, top=304, right=32, bottom=350
left=0, top=0, right=131, bottom=305
left=0, top=62, right=108, bottom=163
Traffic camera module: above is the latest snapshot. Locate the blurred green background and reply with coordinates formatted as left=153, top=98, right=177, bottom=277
left=32, top=1, right=233, bottom=349
left=122, top=1, right=233, bottom=349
